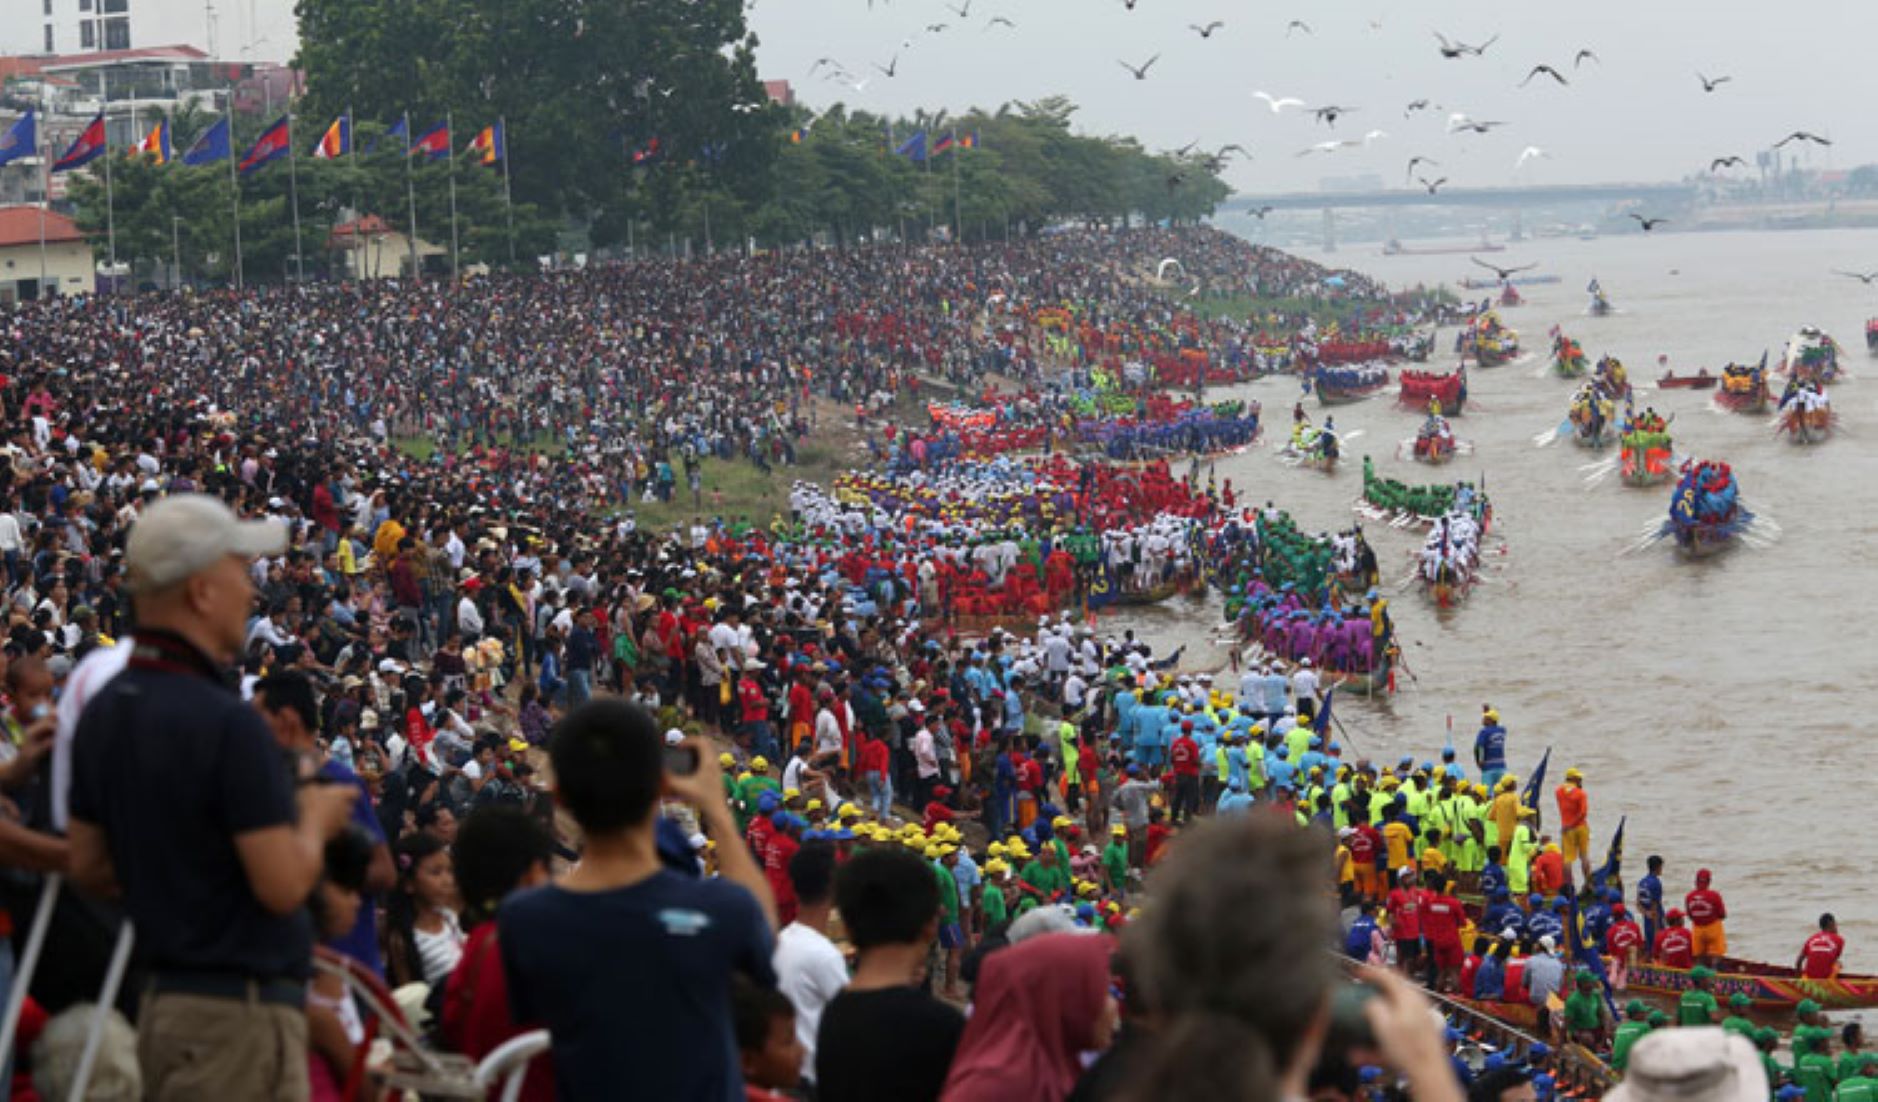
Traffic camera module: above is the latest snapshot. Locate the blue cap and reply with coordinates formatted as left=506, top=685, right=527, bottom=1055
left=1483, top=1053, right=1507, bottom=1072
left=1421, top=761, right=1436, bottom=772
left=757, top=792, right=780, bottom=814
left=1358, top=1067, right=1385, bottom=1084
left=1528, top=1043, right=1552, bottom=1060
left=1529, top=894, right=1545, bottom=906
left=771, top=811, right=790, bottom=828
left=1444, top=1026, right=1465, bottom=1044
left=1779, top=1087, right=1809, bottom=1101
left=1554, top=897, right=1571, bottom=911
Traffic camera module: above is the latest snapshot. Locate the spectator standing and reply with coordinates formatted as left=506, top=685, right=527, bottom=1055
left=772, top=843, right=848, bottom=1089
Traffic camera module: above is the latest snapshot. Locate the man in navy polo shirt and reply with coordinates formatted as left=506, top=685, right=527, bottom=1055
left=69, top=494, right=358, bottom=1101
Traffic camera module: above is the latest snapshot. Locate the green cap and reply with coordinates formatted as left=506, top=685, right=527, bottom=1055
left=1648, top=1011, right=1669, bottom=1027
left=1626, top=999, right=1649, bottom=1016
left=1798, top=999, right=1823, bottom=1016
left=1730, top=994, right=1752, bottom=1009
left=1691, top=965, right=1716, bottom=980
left=1755, top=1028, right=1779, bottom=1045
left=1577, top=971, right=1600, bottom=988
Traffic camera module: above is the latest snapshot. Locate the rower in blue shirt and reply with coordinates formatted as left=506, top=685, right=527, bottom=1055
left=1474, top=706, right=1508, bottom=789
left=1637, top=855, right=1666, bottom=946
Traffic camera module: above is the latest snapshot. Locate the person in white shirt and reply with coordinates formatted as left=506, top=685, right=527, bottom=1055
left=772, top=843, right=848, bottom=1085
left=456, top=583, right=485, bottom=641
left=1291, top=659, right=1320, bottom=709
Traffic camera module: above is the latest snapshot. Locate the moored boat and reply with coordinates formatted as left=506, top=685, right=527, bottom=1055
left=1657, top=370, right=1717, bottom=390
left=1398, top=366, right=1468, bottom=415
left=1626, top=957, right=1878, bottom=1012
left=1311, top=362, right=1391, bottom=406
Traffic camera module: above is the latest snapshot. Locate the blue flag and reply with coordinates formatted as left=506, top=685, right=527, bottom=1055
left=180, top=117, right=231, bottom=166
left=1086, top=553, right=1119, bottom=610
left=1591, top=815, right=1625, bottom=891
left=1521, top=746, right=1551, bottom=823
left=0, top=111, right=35, bottom=168
left=895, top=130, right=928, bottom=163
left=1313, top=686, right=1335, bottom=737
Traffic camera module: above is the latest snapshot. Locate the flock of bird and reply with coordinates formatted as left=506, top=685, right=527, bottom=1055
left=809, top=2, right=1836, bottom=226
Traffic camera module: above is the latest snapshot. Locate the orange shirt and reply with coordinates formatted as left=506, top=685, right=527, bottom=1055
left=1555, top=784, right=1588, bottom=830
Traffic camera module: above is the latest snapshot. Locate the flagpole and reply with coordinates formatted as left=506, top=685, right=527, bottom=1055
left=102, top=115, right=116, bottom=274
left=445, top=111, right=459, bottom=281
left=499, top=117, right=515, bottom=266
left=950, top=133, right=962, bottom=243
left=287, top=114, right=304, bottom=282
left=225, top=110, right=243, bottom=290
left=36, top=95, right=47, bottom=296
left=402, top=112, right=419, bottom=278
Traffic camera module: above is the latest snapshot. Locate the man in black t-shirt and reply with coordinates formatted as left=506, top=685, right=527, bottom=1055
left=815, top=848, right=964, bottom=1102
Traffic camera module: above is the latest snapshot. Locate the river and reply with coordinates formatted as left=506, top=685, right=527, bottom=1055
left=1143, top=225, right=1878, bottom=964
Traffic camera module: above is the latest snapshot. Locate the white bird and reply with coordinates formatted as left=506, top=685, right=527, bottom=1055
left=1297, top=140, right=1360, bottom=157
left=1515, top=146, right=1551, bottom=168
left=1364, top=129, right=1390, bottom=145
left=1156, top=257, right=1187, bottom=281
left=1255, top=91, right=1307, bottom=114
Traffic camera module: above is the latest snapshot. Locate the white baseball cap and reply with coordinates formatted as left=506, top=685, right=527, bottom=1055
left=124, top=494, right=287, bottom=594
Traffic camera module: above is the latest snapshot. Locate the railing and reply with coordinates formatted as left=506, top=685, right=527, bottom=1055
left=1425, top=984, right=1618, bottom=1097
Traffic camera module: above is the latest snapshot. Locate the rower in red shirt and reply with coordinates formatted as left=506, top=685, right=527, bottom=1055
left=1419, top=873, right=1467, bottom=993
left=1684, top=868, right=1729, bottom=968
left=1653, top=909, right=1696, bottom=969
left=1798, top=913, right=1846, bottom=980
left=1605, top=903, right=1645, bottom=990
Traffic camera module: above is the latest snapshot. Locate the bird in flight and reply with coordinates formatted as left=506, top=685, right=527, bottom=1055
left=1314, top=105, right=1356, bottom=127
left=1405, top=99, right=1432, bottom=116
left=1405, top=155, right=1439, bottom=181
left=1363, top=129, right=1389, bottom=145
left=1417, top=175, right=1449, bottom=194
left=1521, top=65, right=1568, bottom=87
left=1298, top=140, right=1360, bottom=157
left=1255, top=91, right=1307, bottom=114
left=1630, top=213, right=1669, bottom=232
left=1472, top=257, right=1536, bottom=281
left=1165, top=172, right=1187, bottom=191
left=873, top=54, right=900, bottom=77
left=1174, top=138, right=1199, bottom=155
left=1190, top=20, right=1224, bottom=38
left=924, top=22, right=948, bottom=33
left=1775, top=131, right=1831, bottom=148
left=809, top=57, right=843, bottom=75
left=1574, top=49, right=1599, bottom=68
left=1709, top=155, right=1747, bottom=171
left=1516, top=146, right=1551, bottom=168
left=1119, top=54, right=1159, bottom=80
left=984, top=15, right=1014, bottom=29
left=1287, top=20, right=1312, bottom=36
left=946, top=0, right=972, bottom=16
left=1697, top=72, right=1732, bottom=92
left=1447, top=115, right=1507, bottom=135
left=1832, top=270, right=1878, bottom=285
left=1434, top=32, right=1498, bottom=59
left=1247, top=205, right=1276, bottom=219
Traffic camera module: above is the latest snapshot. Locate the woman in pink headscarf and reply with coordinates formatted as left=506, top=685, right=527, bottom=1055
left=940, top=932, right=1119, bottom=1102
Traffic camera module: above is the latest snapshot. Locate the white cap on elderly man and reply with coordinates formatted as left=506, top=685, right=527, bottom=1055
left=124, top=494, right=287, bottom=594
left=664, top=729, right=687, bottom=746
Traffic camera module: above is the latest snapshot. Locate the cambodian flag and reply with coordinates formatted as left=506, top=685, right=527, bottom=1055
left=238, top=115, right=291, bottom=176
left=52, top=113, right=106, bottom=173
left=409, top=122, right=450, bottom=161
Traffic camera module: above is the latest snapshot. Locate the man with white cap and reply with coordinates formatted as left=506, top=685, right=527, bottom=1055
left=68, top=495, right=359, bottom=1101
left=1604, top=1028, right=1769, bottom=1102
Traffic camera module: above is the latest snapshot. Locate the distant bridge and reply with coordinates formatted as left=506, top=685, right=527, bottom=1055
left=1220, top=182, right=1698, bottom=213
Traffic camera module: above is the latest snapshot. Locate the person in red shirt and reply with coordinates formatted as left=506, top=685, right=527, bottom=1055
left=1798, top=913, right=1846, bottom=980
left=1458, top=937, right=1488, bottom=999
left=785, top=670, right=815, bottom=751
left=1167, top=723, right=1202, bottom=824
left=1653, top=909, right=1695, bottom=969
left=1419, top=872, right=1467, bottom=993
left=763, top=814, right=801, bottom=928
left=1144, top=808, right=1173, bottom=866
left=1385, top=867, right=1425, bottom=976
left=1685, top=868, right=1729, bottom=968
left=1605, top=903, right=1645, bottom=991
left=1530, top=840, right=1566, bottom=898
left=1348, top=816, right=1384, bottom=902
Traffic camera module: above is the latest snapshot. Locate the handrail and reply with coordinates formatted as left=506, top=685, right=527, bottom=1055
left=473, top=1029, right=551, bottom=1102
left=1423, top=984, right=1617, bottom=1096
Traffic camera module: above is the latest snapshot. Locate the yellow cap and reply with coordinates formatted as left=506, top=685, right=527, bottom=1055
left=718, top=752, right=735, bottom=768
left=1111, top=824, right=1127, bottom=836
left=784, top=788, right=802, bottom=801
left=838, top=803, right=860, bottom=819
left=751, top=756, right=770, bottom=772
left=737, top=772, right=753, bottom=783
left=806, top=799, right=824, bottom=812
left=1564, top=767, right=1583, bottom=781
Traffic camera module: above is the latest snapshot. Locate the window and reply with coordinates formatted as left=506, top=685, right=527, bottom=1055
left=44, top=24, right=53, bottom=51
left=80, top=20, right=94, bottom=46
left=42, top=0, right=50, bottom=15
left=101, top=0, right=126, bottom=13
left=79, top=0, right=91, bottom=11
left=103, top=16, right=129, bottom=49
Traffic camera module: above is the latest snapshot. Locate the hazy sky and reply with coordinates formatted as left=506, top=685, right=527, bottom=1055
left=748, top=0, right=1863, bottom=194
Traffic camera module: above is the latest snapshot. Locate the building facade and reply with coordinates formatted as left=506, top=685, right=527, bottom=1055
left=3, top=0, right=296, bottom=63
left=0, top=207, right=95, bottom=303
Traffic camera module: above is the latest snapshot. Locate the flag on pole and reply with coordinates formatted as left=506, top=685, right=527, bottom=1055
left=1591, top=815, right=1626, bottom=891
left=1521, top=746, right=1552, bottom=826
left=465, top=121, right=504, bottom=166
left=311, top=115, right=351, bottom=159
left=960, top=130, right=980, bottom=149
left=237, top=115, right=292, bottom=176
left=409, top=122, right=450, bottom=161
left=894, top=130, right=928, bottom=162
left=788, top=127, right=806, bottom=144
left=932, top=132, right=956, bottom=156
left=365, top=116, right=407, bottom=155
left=1312, top=687, right=1336, bottom=737
left=630, top=136, right=661, bottom=165
left=180, top=117, right=231, bottom=166
left=0, top=111, right=34, bottom=168
left=131, top=118, right=171, bottom=164
left=52, top=114, right=107, bottom=173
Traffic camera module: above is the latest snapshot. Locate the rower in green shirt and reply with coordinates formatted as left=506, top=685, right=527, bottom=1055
left=1102, top=826, right=1130, bottom=894
left=1022, top=847, right=1070, bottom=900
left=1611, top=1001, right=1653, bottom=1072
left=1722, top=993, right=1758, bottom=1039
left=1679, top=966, right=1722, bottom=1026
left=1838, top=1025, right=1874, bottom=1086
left=980, top=864, right=1010, bottom=927
left=1797, top=1037, right=1838, bottom=1102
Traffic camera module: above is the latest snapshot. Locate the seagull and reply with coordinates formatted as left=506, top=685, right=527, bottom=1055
left=946, top=0, right=972, bottom=16
left=1434, top=31, right=1498, bottom=58
left=1247, top=205, right=1276, bottom=219
left=1190, top=20, right=1225, bottom=38
left=1521, top=65, right=1568, bottom=87
left=1448, top=115, right=1507, bottom=135
left=1515, top=146, right=1551, bottom=168
left=846, top=76, right=872, bottom=92
left=1405, top=99, right=1432, bottom=116
left=1574, top=49, right=1599, bottom=68
left=1156, top=258, right=1187, bottom=281
left=730, top=101, right=764, bottom=114
left=1119, top=54, right=1159, bottom=80
left=1417, top=175, right=1449, bottom=194
left=1832, top=270, right=1878, bottom=285
left=1298, top=140, right=1360, bottom=157
left=1255, top=91, right=1307, bottom=114
left=808, top=57, right=843, bottom=74
left=1286, top=20, right=1312, bottom=36
left=1696, top=72, right=1732, bottom=92
left=924, top=22, right=949, bottom=33
left=1775, top=131, right=1831, bottom=148
left=1216, top=143, right=1250, bottom=160
left=984, top=15, right=1014, bottom=29
left=1314, top=105, right=1356, bottom=127
left=1174, top=138, right=1199, bottom=155
left=1363, top=129, right=1389, bottom=145
left=1406, top=155, right=1439, bottom=181
left=1472, top=257, right=1536, bottom=281
left=1630, top=213, right=1670, bottom=232
left=873, top=54, right=900, bottom=77
left=1709, top=155, right=1747, bottom=172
